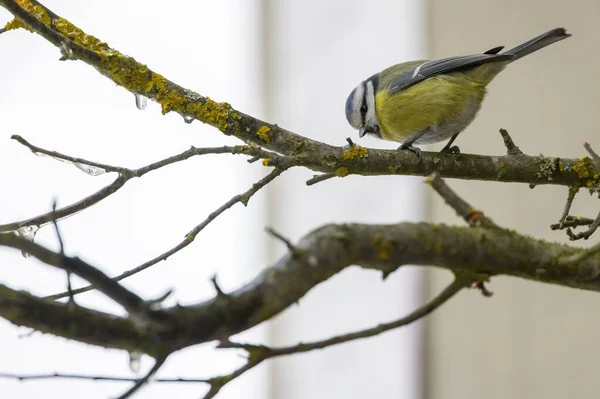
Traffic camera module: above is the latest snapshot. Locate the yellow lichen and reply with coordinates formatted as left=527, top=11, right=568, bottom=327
left=256, top=126, right=271, bottom=143
left=262, top=158, right=270, bottom=166
left=498, top=161, right=505, bottom=168
left=572, top=157, right=594, bottom=179
left=433, top=242, right=441, bottom=251
left=14, top=0, right=51, bottom=27
left=4, top=18, right=32, bottom=32
left=54, top=18, right=112, bottom=54
left=335, top=167, right=349, bottom=177
left=373, top=234, right=392, bottom=260
left=342, top=146, right=368, bottom=160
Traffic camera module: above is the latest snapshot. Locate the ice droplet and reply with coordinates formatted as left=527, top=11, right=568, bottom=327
left=129, top=351, right=143, bottom=374
left=134, top=94, right=147, bottom=110
left=59, top=41, right=74, bottom=61
left=16, top=225, right=40, bottom=258
left=74, top=163, right=106, bottom=176
left=183, top=115, right=194, bottom=124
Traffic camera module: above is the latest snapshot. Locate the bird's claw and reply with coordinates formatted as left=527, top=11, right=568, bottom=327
left=398, top=143, right=422, bottom=162
left=440, top=145, right=460, bottom=154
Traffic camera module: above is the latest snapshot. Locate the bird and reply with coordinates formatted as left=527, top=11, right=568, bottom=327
left=344, top=28, right=571, bottom=158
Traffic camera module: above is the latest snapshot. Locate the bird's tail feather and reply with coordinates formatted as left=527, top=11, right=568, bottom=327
left=503, top=28, right=571, bottom=61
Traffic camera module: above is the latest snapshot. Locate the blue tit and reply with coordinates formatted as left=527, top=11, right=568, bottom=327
left=345, top=28, right=570, bottom=157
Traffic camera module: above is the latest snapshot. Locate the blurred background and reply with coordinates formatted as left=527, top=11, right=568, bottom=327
left=0, top=0, right=598, bottom=398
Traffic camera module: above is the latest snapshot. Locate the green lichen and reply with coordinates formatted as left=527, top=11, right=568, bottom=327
left=335, top=167, right=349, bottom=177
left=342, top=146, right=368, bottom=160
left=533, top=154, right=556, bottom=181
left=256, top=126, right=271, bottom=143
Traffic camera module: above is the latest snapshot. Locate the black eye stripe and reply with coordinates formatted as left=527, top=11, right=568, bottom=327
left=360, top=82, right=368, bottom=125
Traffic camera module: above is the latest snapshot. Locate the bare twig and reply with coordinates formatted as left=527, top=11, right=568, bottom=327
left=11, top=134, right=126, bottom=174
left=567, top=209, right=600, bottom=241
left=306, top=173, right=335, bottom=186
left=265, top=227, right=298, bottom=256
left=557, top=186, right=580, bottom=229
left=551, top=215, right=595, bottom=230
left=115, top=355, right=168, bottom=399
left=584, top=142, right=600, bottom=166
left=205, top=277, right=466, bottom=396
left=0, top=372, right=207, bottom=383
left=1, top=137, right=282, bottom=235
left=46, top=167, right=288, bottom=300
left=210, top=275, right=227, bottom=298
left=50, top=200, right=75, bottom=304
left=499, top=128, right=523, bottom=155
left=0, top=234, right=149, bottom=318
left=426, top=173, right=497, bottom=228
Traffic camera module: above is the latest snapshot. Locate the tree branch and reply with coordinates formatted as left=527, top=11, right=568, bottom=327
left=1, top=136, right=278, bottom=234
left=46, top=166, right=288, bottom=300
left=0, top=234, right=152, bottom=320
left=0, top=283, right=157, bottom=355
left=0, top=0, right=598, bottom=188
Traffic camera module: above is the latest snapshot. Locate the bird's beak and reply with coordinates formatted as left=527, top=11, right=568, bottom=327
left=359, top=128, right=367, bottom=138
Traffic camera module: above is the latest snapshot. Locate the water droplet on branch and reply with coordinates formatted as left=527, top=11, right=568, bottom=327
left=129, top=351, right=143, bottom=374
left=16, top=225, right=40, bottom=258
left=134, top=94, right=147, bottom=110
left=74, top=163, right=106, bottom=176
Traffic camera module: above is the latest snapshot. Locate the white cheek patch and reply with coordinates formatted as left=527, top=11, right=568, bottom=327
left=349, top=83, right=365, bottom=129
left=365, top=81, right=377, bottom=126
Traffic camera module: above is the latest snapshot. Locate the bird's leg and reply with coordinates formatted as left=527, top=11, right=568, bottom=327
left=440, top=133, right=460, bottom=154
left=398, top=128, right=429, bottom=162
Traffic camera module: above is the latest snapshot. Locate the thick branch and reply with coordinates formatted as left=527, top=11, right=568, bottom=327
left=159, top=222, right=600, bottom=350
left=0, top=284, right=158, bottom=355
left=1, top=0, right=598, bottom=188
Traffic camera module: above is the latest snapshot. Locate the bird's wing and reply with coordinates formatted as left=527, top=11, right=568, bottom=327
left=388, top=53, right=515, bottom=94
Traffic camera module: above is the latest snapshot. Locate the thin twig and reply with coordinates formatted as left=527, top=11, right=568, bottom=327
left=12, top=134, right=126, bottom=174
left=0, top=234, right=148, bottom=317
left=46, top=167, right=289, bottom=300
left=498, top=129, right=523, bottom=155
left=584, top=142, right=600, bottom=166
left=0, top=175, right=128, bottom=233
left=0, top=372, right=207, bottom=383
left=206, top=277, right=466, bottom=396
left=115, top=356, right=168, bottom=399
left=567, top=209, right=600, bottom=240
left=265, top=227, right=298, bottom=257
left=551, top=215, right=595, bottom=230
left=426, top=173, right=497, bottom=228
left=306, top=173, right=335, bottom=186
left=50, top=199, right=74, bottom=304
left=1, top=136, right=281, bottom=235
left=210, top=275, right=227, bottom=298
left=557, top=186, right=580, bottom=229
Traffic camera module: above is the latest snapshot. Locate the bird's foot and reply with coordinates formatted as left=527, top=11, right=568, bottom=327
left=440, top=145, right=460, bottom=154
left=398, top=143, right=422, bottom=162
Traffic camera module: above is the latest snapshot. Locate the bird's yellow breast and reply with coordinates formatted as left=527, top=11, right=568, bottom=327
left=375, top=73, right=487, bottom=143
